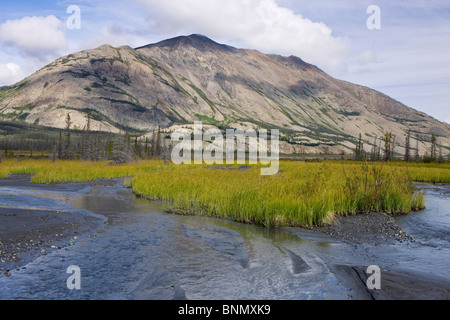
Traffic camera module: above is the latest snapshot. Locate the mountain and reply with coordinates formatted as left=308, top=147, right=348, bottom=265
left=0, top=34, right=448, bottom=155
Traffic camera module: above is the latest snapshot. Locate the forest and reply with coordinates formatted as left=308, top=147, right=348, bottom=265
left=0, top=113, right=449, bottom=164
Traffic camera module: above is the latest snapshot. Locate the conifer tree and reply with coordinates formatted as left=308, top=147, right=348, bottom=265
left=414, top=135, right=420, bottom=162
left=81, top=112, right=92, bottom=160
left=430, top=134, right=437, bottom=162
left=58, top=131, right=63, bottom=159
left=144, top=137, right=149, bottom=158
left=63, top=113, right=72, bottom=159
left=354, top=133, right=364, bottom=161
left=404, top=129, right=411, bottom=162
left=370, top=137, right=377, bottom=161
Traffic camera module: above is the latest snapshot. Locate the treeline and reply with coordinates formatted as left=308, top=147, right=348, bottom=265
left=54, top=113, right=170, bottom=164
left=2, top=116, right=449, bottom=165
left=0, top=113, right=170, bottom=164
left=354, top=130, right=449, bottom=163
left=0, top=120, right=61, bottom=156
left=0, top=138, right=54, bottom=155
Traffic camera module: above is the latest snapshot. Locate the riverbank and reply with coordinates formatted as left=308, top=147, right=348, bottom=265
left=0, top=174, right=105, bottom=276
left=0, top=207, right=102, bottom=276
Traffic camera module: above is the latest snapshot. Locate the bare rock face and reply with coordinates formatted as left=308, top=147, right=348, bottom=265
left=0, top=34, right=448, bottom=154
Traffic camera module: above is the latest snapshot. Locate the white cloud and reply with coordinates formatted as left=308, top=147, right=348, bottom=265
left=0, top=15, right=68, bottom=61
left=0, top=63, right=25, bottom=86
left=357, top=50, right=378, bottom=66
left=134, top=0, right=351, bottom=74
left=80, top=23, right=146, bottom=49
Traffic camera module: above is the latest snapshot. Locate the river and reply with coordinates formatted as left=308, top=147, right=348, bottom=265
left=0, top=175, right=448, bottom=300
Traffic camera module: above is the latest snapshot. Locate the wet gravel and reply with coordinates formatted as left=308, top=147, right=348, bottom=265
left=0, top=208, right=103, bottom=277
left=316, top=212, right=414, bottom=245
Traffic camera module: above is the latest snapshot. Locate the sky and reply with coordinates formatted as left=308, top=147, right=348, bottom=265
left=0, top=0, right=449, bottom=124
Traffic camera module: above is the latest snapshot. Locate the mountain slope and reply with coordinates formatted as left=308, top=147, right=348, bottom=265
left=0, top=34, right=448, bottom=155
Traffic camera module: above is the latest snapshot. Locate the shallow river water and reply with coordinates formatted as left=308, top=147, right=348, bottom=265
left=0, top=175, right=448, bottom=300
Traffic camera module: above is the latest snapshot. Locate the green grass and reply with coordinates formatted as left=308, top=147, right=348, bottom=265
left=334, top=160, right=450, bottom=184
left=130, top=161, right=431, bottom=227
left=403, top=166, right=450, bottom=184
left=0, top=160, right=139, bottom=183
left=2, top=159, right=446, bottom=228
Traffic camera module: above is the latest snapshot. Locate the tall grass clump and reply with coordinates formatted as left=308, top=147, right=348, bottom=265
left=129, top=161, right=426, bottom=228
left=339, top=161, right=425, bottom=214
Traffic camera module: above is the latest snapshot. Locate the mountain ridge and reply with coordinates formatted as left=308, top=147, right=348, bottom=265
left=0, top=34, right=448, bottom=155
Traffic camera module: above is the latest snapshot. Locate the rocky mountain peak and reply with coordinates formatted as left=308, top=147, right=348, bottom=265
left=0, top=35, right=448, bottom=156
left=137, top=34, right=237, bottom=53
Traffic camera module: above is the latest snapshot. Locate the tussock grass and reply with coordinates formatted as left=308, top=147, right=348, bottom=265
left=1, top=159, right=448, bottom=227
left=401, top=167, right=450, bottom=184
left=129, top=161, right=427, bottom=227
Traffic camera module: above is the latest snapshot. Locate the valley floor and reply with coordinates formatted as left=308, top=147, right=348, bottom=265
left=0, top=173, right=449, bottom=300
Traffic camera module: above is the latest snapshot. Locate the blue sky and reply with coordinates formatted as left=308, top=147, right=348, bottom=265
left=0, top=0, right=449, bottom=124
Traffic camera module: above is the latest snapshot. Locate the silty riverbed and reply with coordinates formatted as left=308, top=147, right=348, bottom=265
left=0, top=174, right=449, bottom=300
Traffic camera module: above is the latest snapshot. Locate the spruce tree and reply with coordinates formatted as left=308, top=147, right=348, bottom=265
left=144, top=137, right=149, bottom=158
left=354, top=133, right=364, bottom=161
left=81, top=112, right=92, bottom=160
left=383, top=132, right=393, bottom=161
left=414, top=135, right=420, bottom=162
left=370, top=137, right=377, bottom=161
left=150, top=130, right=156, bottom=159
left=63, top=113, right=72, bottom=160
left=430, top=134, right=437, bottom=162
left=404, top=129, right=411, bottom=162
left=58, top=131, right=63, bottom=159
left=106, top=140, right=113, bottom=159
